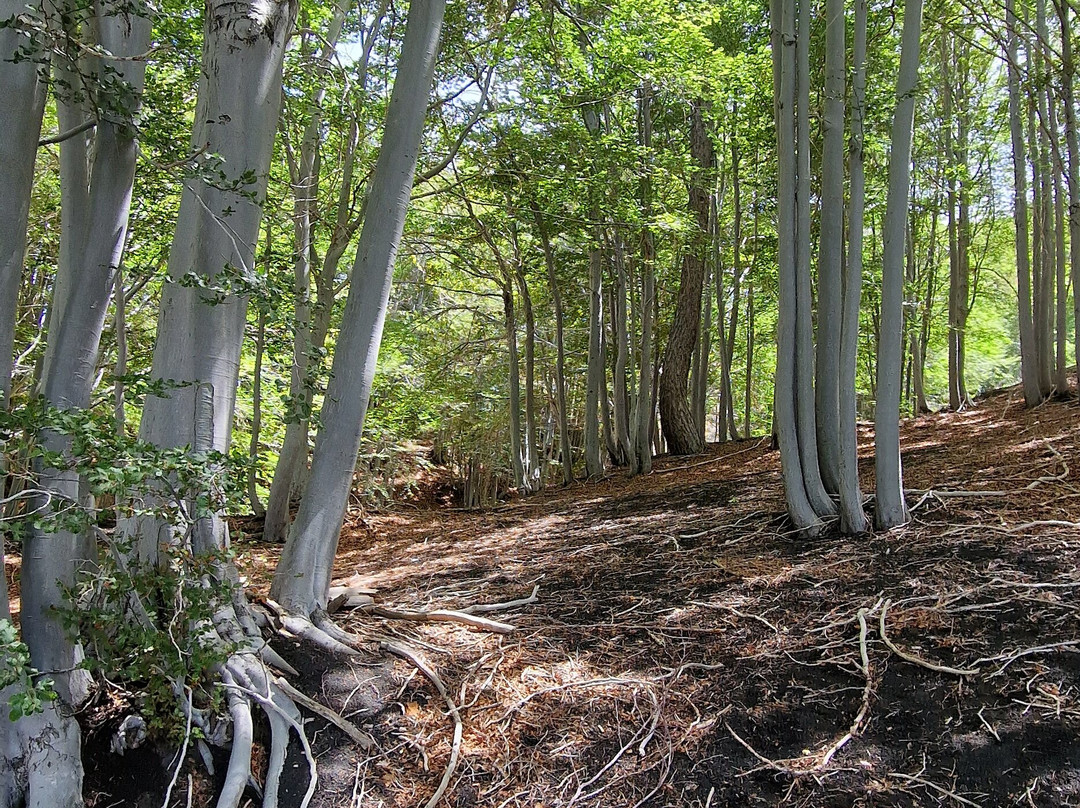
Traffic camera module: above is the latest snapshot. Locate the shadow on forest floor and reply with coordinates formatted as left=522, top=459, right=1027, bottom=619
left=71, top=385, right=1080, bottom=807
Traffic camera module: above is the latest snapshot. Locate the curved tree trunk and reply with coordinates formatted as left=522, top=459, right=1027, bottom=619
left=659, top=100, right=711, bottom=456
left=272, top=0, right=445, bottom=616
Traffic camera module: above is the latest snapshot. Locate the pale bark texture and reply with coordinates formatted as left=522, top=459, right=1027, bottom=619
left=1007, top=0, right=1041, bottom=406
left=262, top=0, right=357, bottom=543
left=814, top=0, right=845, bottom=494
left=875, top=0, right=923, bottom=530
left=659, top=101, right=711, bottom=456
left=1057, top=0, right=1080, bottom=386
left=632, top=83, right=656, bottom=475
left=582, top=104, right=605, bottom=477
left=771, top=0, right=820, bottom=532
left=272, top=0, right=446, bottom=615
left=137, top=0, right=295, bottom=566
left=0, top=0, right=48, bottom=627
left=838, top=0, right=868, bottom=534
left=532, top=205, right=573, bottom=484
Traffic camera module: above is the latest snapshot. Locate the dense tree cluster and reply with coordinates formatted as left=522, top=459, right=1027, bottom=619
left=1, top=0, right=1078, bottom=803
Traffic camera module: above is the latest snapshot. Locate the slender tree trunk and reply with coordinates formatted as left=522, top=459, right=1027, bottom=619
left=838, top=0, right=868, bottom=534
left=503, top=276, right=526, bottom=488
left=611, top=232, right=632, bottom=465
left=792, top=0, right=833, bottom=516
left=815, top=0, right=845, bottom=494
left=772, top=0, right=820, bottom=532
left=1056, top=0, right=1080, bottom=388
left=513, top=231, right=540, bottom=491
left=745, top=278, right=754, bottom=437
left=632, top=85, right=656, bottom=475
left=1008, top=0, right=1041, bottom=406
left=942, top=31, right=963, bottom=411
left=272, top=0, right=445, bottom=615
left=262, top=0, right=357, bottom=542
left=1050, top=102, right=1069, bottom=393
left=875, top=0, right=923, bottom=530
left=659, top=100, right=711, bottom=455
left=532, top=205, right=573, bottom=484
left=248, top=307, right=267, bottom=516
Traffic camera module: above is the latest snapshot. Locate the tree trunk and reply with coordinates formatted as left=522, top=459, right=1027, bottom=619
left=610, top=232, right=632, bottom=465
left=875, top=0, right=923, bottom=530
left=272, top=0, right=445, bottom=615
left=771, top=0, right=821, bottom=532
left=659, top=100, right=711, bottom=456
left=815, top=0, right=846, bottom=494
left=262, top=0, right=358, bottom=543
left=632, top=82, right=656, bottom=475
left=1056, top=0, right=1080, bottom=389
left=532, top=204, right=573, bottom=484
left=513, top=229, right=541, bottom=491
left=503, top=276, right=526, bottom=489
left=1008, top=0, right=1041, bottom=406
left=838, top=0, right=868, bottom=534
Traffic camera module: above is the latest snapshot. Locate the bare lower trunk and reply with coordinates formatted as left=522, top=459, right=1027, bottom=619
left=838, top=0, right=868, bottom=534
left=272, top=0, right=445, bottom=615
left=632, top=83, right=655, bottom=475
left=875, top=0, right=922, bottom=530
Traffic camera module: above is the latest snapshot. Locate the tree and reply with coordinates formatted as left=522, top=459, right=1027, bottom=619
left=659, top=100, right=712, bottom=456
left=271, top=0, right=446, bottom=620
left=875, top=0, right=924, bottom=530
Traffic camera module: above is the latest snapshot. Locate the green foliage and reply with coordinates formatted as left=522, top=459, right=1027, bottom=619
left=0, top=620, right=57, bottom=721
left=57, top=541, right=233, bottom=741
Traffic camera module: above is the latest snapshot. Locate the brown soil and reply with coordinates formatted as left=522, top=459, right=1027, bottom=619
left=72, top=387, right=1080, bottom=806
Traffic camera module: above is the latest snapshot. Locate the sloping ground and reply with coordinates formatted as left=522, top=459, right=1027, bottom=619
left=81, top=388, right=1080, bottom=807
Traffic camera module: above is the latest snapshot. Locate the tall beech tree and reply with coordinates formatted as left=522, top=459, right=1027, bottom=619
left=272, top=0, right=446, bottom=620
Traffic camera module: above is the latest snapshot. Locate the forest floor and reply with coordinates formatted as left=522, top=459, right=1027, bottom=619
left=56, top=385, right=1080, bottom=806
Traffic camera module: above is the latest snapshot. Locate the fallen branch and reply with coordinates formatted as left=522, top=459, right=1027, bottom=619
left=273, top=676, right=374, bottom=750
left=382, top=640, right=463, bottom=808
left=888, top=771, right=983, bottom=807
left=460, top=583, right=540, bottom=615
left=879, top=599, right=980, bottom=677
left=362, top=603, right=515, bottom=634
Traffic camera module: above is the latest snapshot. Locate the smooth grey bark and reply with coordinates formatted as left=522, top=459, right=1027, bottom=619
left=582, top=104, right=605, bottom=477
left=1033, top=0, right=1054, bottom=397
left=1050, top=101, right=1069, bottom=393
left=611, top=232, right=632, bottom=465
left=513, top=227, right=541, bottom=491
left=137, top=0, right=294, bottom=564
left=632, top=83, right=656, bottom=475
left=838, top=0, right=868, bottom=534
left=792, top=0, right=833, bottom=517
left=1007, top=0, right=1041, bottom=406
left=532, top=204, right=574, bottom=484
left=0, top=0, right=48, bottom=627
left=745, top=278, right=754, bottom=437
left=659, top=100, right=710, bottom=456
left=874, top=0, right=922, bottom=530
left=771, top=0, right=820, bottom=533
left=503, top=276, right=526, bottom=489
left=262, top=0, right=358, bottom=544
left=814, top=0, right=845, bottom=495
left=271, top=0, right=445, bottom=615
left=1057, top=0, right=1080, bottom=387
